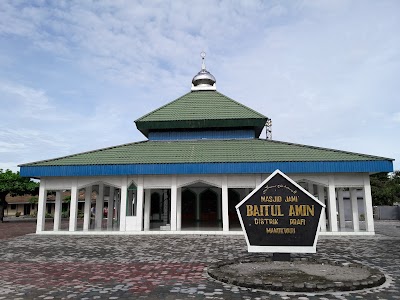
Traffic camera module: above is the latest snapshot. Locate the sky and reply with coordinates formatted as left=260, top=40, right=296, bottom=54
left=0, top=0, right=399, bottom=173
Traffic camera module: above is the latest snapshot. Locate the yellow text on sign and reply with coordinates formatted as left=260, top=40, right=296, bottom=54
left=246, top=205, right=284, bottom=217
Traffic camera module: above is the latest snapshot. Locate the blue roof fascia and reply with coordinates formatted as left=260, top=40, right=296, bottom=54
left=20, top=160, right=393, bottom=177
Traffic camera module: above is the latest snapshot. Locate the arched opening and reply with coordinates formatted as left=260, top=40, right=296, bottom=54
left=148, top=190, right=171, bottom=230
left=179, top=182, right=222, bottom=231
left=126, top=182, right=137, bottom=217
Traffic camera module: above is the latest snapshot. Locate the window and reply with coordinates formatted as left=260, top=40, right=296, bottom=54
left=126, top=183, right=137, bottom=216
left=10, top=204, right=16, bottom=210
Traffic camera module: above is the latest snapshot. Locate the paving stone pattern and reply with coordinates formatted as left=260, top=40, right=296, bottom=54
left=0, top=221, right=399, bottom=299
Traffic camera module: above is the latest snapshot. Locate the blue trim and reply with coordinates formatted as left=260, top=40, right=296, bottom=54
left=20, top=160, right=393, bottom=177
left=148, top=130, right=255, bottom=140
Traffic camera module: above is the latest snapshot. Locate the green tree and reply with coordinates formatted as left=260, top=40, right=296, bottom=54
left=370, top=171, right=400, bottom=206
left=0, top=169, right=39, bottom=222
left=29, top=196, right=39, bottom=204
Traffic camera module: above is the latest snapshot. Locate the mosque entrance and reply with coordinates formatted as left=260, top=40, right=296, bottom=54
left=180, top=183, right=222, bottom=231
left=149, top=189, right=171, bottom=230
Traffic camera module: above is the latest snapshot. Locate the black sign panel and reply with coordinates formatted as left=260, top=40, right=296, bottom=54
left=237, top=171, right=323, bottom=247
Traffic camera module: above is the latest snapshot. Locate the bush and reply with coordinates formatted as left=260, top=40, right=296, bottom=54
left=15, top=211, right=21, bottom=217
left=30, top=211, right=37, bottom=218
left=45, top=212, right=53, bottom=218
left=61, top=210, right=70, bottom=218
left=77, top=209, right=84, bottom=219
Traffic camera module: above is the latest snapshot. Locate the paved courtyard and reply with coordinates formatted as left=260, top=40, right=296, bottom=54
left=0, top=221, right=399, bottom=299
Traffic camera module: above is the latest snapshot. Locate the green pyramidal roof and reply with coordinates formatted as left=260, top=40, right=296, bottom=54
left=20, top=139, right=391, bottom=167
left=135, top=91, right=268, bottom=137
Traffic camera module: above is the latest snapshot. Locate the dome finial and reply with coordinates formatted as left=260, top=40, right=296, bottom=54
left=191, top=51, right=216, bottom=91
left=201, top=51, right=206, bottom=70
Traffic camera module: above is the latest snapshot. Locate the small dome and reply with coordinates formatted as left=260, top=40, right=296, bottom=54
left=192, top=69, right=216, bottom=86
left=191, top=52, right=216, bottom=91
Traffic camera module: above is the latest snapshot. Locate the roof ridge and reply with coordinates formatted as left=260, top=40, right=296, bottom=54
left=258, top=138, right=394, bottom=161
left=18, top=140, right=149, bottom=167
left=135, top=91, right=192, bottom=123
left=214, top=91, right=267, bottom=119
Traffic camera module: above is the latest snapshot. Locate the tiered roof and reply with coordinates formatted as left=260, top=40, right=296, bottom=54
left=19, top=57, right=393, bottom=177
left=135, top=91, right=267, bottom=137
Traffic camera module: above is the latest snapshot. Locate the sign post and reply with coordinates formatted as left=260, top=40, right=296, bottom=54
left=236, top=170, right=325, bottom=255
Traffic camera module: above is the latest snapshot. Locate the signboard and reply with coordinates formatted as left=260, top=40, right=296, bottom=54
left=236, top=170, right=325, bottom=253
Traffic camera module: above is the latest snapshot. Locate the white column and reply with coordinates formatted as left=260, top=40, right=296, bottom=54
left=83, top=186, right=92, bottom=231
left=53, top=191, right=62, bottom=231
left=136, top=176, right=144, bottom=230
left=69, top=180, right=79, bottom=232
left=350, top=188, right=360, bottom=231
left=36, top=179, right=47, bottom=233
left=170, top=176, right=177, bottom=231
left=95, top=183, right=104, bottom=230
left=144, top=189, right=151, bottom=230
left=177, top=188, right=182, bottom=230
left=222, top=176, right=229, bottom=232
left=255, top=174, right=262, bottom=187
left=119, top=177, right=128, bottom=231
left=308, top=183, right=315, bottom=196
left=328, top=176, right=338, bottom=232
left=317, top=185, right=326, bottom=232
left=107, top=187, right=115, bottom=230
left=363, top=174, right=375, bottom=233
left=114, top=189, right=120, bottom=229
left=337, top=189, right=346, bottom=229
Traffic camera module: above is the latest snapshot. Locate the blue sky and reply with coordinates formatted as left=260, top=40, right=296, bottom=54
left=0, top=0, right=399, bottom=172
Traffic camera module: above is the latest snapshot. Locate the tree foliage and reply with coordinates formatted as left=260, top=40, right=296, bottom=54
left=0, top=169, right=39, bottom=222
left=370, top=171, right=400, bottom=206
left=29, top=196, right=39, bottom=204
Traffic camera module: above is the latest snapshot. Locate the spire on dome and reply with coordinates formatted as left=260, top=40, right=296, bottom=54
left=201, top=51, right=206, bottom=70
left=191, top=51, right=216, bottom=91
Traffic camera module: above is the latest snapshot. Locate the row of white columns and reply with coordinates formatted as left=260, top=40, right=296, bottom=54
left=36, top=182, right=120, bottom=233
left=36, top=173, right=375, bottom=234
left=310, top=173, right=374, bottom=233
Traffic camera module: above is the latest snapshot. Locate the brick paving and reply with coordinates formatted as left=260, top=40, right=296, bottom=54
left=0, top=221, right=399, bottom=299
left=0, top=219, right=70, bottom=240
left=0, top=219, right=42, bottom=240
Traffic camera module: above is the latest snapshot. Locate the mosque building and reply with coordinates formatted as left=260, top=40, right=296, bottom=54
left=19, top=54, right=393, bottom=235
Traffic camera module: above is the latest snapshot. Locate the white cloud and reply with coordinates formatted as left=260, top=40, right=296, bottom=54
left=0, top=141, right=26, bottom=153
left=392, top=113, right=400, bottom=123
left=0, top=81, right=51, bottom=111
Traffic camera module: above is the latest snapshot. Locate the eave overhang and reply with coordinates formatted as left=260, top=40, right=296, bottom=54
left=20, top=160, right=393, bottom=178
left=135, top=119, right=266, bottom=137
